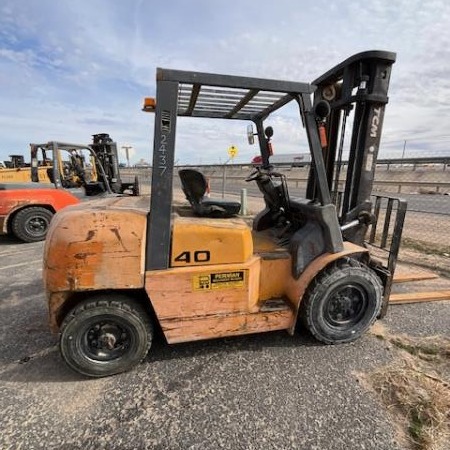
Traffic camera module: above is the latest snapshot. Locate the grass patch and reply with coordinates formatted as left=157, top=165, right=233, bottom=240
left=401, top=238, right=450, bottom=257
left=367, top=329, right=450, bottom=450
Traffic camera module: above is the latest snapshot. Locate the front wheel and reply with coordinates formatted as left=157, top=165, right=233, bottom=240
left=60, top=295, right=153, bottom=377
left=301, top=258, right=382, bottom=344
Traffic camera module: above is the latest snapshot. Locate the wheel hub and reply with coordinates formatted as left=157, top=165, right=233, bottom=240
left=27, top=217, right=47, bottom=234
left=85, top=322, right=129, bottom=360
left=326, top=286, right=367, bottom=327
left=99, top=332, right=117, bottom=350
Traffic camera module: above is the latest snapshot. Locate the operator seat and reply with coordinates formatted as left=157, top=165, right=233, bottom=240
left=179, top=169, right=241, bottom=218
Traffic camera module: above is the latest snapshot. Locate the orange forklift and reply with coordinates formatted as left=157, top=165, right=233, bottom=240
left=0, top=134, right=138, bottom=242
left=43, top=50, right=406, bottom=377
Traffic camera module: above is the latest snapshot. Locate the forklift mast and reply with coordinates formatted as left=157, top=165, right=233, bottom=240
left=90, top=133, right=122, bottom=193
left=309, top=51, right=396, bottom=244
left=8, top=155, right=26, bottom=168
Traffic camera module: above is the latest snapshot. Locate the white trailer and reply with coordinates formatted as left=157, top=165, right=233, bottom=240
left=251, top=153, right=311, bottom=167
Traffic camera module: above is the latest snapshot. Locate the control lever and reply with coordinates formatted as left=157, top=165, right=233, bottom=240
left=340, top=211, right=375, bottom=232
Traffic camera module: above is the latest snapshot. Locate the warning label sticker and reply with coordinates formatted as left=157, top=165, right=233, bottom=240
left=193, top=270, right=247, bottom=291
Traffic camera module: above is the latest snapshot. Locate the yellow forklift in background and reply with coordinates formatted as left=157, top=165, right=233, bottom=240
left=0, top=142, right=95, bottom=185
left=0, top=134, right=138, bottom=195
left=43, top=50, right=406, bottom=377
left=0, top=155, right=27, bottom=169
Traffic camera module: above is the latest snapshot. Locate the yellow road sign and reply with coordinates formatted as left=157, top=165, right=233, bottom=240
left=228, top=145, right=238, bottom=159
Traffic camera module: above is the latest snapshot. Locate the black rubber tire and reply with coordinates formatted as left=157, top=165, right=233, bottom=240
left=11, top=207, right=54, bottom=242
left=60, top=295, right=153, bottom=378
left=301, top=258, right=382, bottom=344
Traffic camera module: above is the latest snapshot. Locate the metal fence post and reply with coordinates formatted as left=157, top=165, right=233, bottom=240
left=221, top=164, right=226, bottom=198
left=240, top=188, right=248, bottom=215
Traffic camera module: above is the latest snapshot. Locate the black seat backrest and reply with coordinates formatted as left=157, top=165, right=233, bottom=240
left=178, top=169, right=241, bottom=218
left=179, top=169, right=207, bottom=205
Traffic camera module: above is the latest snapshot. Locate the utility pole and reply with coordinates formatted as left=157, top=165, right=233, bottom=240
left=401, top=140, right=407, bottom=160
left=122, top=145, right=132, bottom=167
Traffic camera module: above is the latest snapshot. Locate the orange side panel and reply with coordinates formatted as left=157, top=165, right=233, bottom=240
left=145, top=256, right=299, bottom=343
left=44, top=204, right=146, bottom=294
left=146, top=256, right=261, bottom=321
left=0, top=188, right=80, bottom=233
left=0, top=188, right=79, bottom=215
left=258, top=257, right=292, bottom=301
left=162, top=309, right=294, bottom=344
left=146, top=241, right=367, bottom=343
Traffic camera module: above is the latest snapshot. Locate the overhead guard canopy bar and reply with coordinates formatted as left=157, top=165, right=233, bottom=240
left=30, top=142, right=93, bottom=150
left=157, top=68, right=314, bottom=121
left=157, top=68, right=313, bottom=94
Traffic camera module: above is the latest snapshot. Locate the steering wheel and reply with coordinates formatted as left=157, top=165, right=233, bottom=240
left=245, top=168, right=262, bottom=182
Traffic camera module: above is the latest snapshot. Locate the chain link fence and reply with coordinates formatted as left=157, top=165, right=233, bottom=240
left=123, top=161, right=450, bottom=270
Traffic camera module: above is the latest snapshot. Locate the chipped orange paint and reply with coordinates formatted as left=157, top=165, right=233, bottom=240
left=161, top=309, right=294, bottom=344
left=48, top=292, right=70, bottom=332
left=44, top=196, right=148, bottom=329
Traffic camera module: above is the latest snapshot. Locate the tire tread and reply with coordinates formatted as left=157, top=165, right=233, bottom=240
left=11, top=207, right=53, bottom=242
left=60, top=294, right=152, bottom=377
left=301, top=257, right=382, bottom=344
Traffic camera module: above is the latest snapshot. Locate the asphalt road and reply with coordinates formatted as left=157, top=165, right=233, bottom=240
left=208, top=182, right=450, bottom=216
left=1, top=235, right=449, bottom=450
left=139, top=171, right=450, bottom=215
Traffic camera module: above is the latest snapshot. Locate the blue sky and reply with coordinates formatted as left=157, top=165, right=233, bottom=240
left=1, top=0, right=450, bottom=164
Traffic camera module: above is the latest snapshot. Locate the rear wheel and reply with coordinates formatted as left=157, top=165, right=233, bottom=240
left=301, top=258, right=382, bottom=344
left=60, top=295, right=153, bottom=377
left=11, top=207, right=53, bottom=242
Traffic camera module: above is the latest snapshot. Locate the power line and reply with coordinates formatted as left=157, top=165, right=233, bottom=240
left=382, top=135, right=450, bottom=144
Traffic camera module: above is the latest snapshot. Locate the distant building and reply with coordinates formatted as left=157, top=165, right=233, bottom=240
left=134, top=158, right=151, bottom=168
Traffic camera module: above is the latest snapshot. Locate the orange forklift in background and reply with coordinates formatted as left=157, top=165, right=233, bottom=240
left=43, top=51, right=406, bottom=377
left=0, top=134, right=138, bottom=242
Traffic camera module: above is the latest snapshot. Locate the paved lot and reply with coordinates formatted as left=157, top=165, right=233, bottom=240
left=0, top=234, right=449, bottom=450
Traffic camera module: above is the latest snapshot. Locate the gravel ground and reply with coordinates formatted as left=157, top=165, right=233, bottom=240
left=0, top=227, right=449, bottom=450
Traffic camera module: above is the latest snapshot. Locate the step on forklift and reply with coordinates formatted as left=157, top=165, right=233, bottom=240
left=43, top=50, right=406, bottom=377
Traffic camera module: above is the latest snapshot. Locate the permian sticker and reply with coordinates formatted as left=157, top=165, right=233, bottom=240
left=193, top=270, right=247, bottom=291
